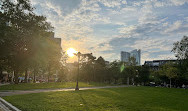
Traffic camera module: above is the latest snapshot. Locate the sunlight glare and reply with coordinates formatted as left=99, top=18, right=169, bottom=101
left=66, top=48, right=77, bottom=57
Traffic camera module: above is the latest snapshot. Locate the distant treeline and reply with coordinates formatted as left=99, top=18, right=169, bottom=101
left=60, top=36, right=188, bottom=88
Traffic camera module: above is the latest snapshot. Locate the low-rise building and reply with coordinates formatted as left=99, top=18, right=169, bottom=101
left=144, top=59, right=177, bottom=70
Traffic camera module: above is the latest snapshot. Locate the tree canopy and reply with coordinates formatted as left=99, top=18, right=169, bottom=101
left=0, top=0, right=62, bottom=83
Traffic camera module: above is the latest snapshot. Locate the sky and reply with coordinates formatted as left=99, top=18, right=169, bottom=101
left=30, top=0, right=188, bottom=64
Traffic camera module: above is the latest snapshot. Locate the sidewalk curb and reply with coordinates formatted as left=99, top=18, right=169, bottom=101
left=0, top=97, right=21, bottom=111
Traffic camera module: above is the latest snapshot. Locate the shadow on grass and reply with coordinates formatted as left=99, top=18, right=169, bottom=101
left=79, top=92, right=90, bottom=111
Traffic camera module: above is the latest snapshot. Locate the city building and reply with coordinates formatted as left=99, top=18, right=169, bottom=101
left=121, top=51, right=130, bottom=62
left=130, top=49, right=141, bottom=65
left=121, top=49, right=141, bottom=65
left=50, top=32, right=61, bottom=46
left=144, top=59, right=177, bottom=70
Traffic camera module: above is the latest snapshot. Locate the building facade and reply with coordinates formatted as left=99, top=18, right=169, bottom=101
left=121, top=51, right=130, bottom=62
left=144, top=60, right=177, bottom=70
left=121, top=49, right=141, bottom=65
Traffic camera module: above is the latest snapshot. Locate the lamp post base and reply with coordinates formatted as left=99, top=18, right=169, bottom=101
left=75, top=87, right=79, bottom=91
left=75, top=81, right=79, bottom=91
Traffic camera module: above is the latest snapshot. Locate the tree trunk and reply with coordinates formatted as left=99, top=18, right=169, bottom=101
left=14, top=70, right=19, bottom=84
left=48, top=66, right=51, bottom=83
left=48, top=74, right=50, bottom=83
left=108, top=79, right=111, bottom=84
left=24, top=68, right=28, bottom=83
left=0, top=69, right=2, bottom=82
left=127, top=77, right=129, bottom=85
left=132, top=77, right=134, bottom=85
left=170, top=78, right=172, bottom=88
left=114, top=78, right=117, bottom=84
left=93, top=66, right=95, bottom=82
left=11, top=71, right=14, bottom=84
left=93, top=72, right=95, bottom=82
left=33, top=69, right=36, bottom=83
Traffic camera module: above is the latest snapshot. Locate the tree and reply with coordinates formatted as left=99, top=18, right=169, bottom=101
left=150, top=69, right=168, bottom=86
left=172, top=36, right=188, bottom=60
left=44, top=37, right=61, bottom=82
left=135, top=66, right=150, bottom=85
left=0, top=0, right=61, bottom=84
left=172, top=36, right=188, bottom=85
left=160, top=63, right=178, bottom=88
left=57, top=51, right=68, bottom=82
left=122, top=57, right=137, bottom=85
left=108, top=60, right=121, bottom=84
left=0, top=0, right=36, bottom=83
left=79, top=53, right=96, bottom=82
left=94, top=56, right=105, bottom=82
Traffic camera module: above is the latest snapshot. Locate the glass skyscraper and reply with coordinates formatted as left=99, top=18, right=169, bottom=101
left=121, top=49, right=141, bottom=65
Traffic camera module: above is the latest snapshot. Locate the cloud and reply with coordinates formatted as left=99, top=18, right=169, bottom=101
left=118, top=22, right=163, bottom=37
left=132, top=0, right=188, bottom=8
left=30, top=0, right=188, bottom=64
left=149, top=51, right=173, bottom=58
left=169, top=0, right=188, bottom=6
left=31, top=0, right=82, bottom=16
left=164, top=20, right=188, bottom=35
left=109, top=37, right=138, bottom=47
left=119, top=13, right=187, bottom=38
left=164, top=21, right=182, bottom=33
left=98, top=0, right=123, bottom=8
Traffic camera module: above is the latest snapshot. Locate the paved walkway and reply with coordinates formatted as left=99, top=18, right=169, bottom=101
left=0, top=85, right=130, bottom=97
left=0, top=101, right=11, bottom=111
left=0, top=83, right=10, bottom=86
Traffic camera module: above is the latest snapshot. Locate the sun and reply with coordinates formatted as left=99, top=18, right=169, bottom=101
left=66, top=48, right=77, bottom=57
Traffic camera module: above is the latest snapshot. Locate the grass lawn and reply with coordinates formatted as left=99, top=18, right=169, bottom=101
left=3, top=87, right=188, bottom=111
left=0, top=82, right=111, bottom=91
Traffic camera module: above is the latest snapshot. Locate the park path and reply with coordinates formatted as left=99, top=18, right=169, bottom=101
left=0, top=85, right=130, bottom=97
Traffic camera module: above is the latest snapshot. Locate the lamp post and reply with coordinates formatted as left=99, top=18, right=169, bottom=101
left=75, top=52, right=81, bottom=91
left=74, top=52, right=93, bottom=91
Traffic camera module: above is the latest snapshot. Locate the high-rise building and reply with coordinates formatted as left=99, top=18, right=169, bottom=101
left=130, top=49, right=141, bottom=65
left=121, top=51, right=130, bottom=62
left=121, top=49, right=141, bottom=65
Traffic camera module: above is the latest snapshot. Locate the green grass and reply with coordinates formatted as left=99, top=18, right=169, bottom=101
left=3, top=87, right=188, bottom=111
left=0, top=82, right=110, bottom=91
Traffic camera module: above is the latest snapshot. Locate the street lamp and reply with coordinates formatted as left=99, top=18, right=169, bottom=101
left=74, top=52, right=93, bottom=91
left=74, top=52, right=81, bottom=91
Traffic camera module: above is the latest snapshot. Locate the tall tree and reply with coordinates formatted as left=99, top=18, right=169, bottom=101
left=0, top=0, right=35, bottom=83
left=172, top=36, right=188, bottom=85
left=0, top=0, right=61, bottom=84
left=172, top=36, right=188, bottom=60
